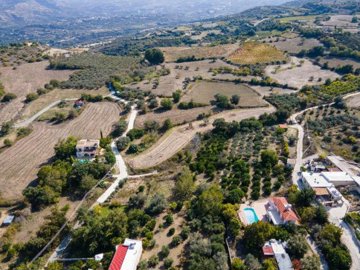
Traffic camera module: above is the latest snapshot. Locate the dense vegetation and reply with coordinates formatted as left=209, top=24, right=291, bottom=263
left=23, top=137, right=115, bottom=210
left=49, top=53, right=144, bottom=89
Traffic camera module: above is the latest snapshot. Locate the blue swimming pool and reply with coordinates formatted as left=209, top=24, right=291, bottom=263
left=244, top=207, right=259, bottom=224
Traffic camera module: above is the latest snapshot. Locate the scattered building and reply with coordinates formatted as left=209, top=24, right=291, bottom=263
left=109, top=239, right=142, bottom=270
left=76, top=139, right=100, bottom=159
left=301, top=172, right=343, bottom=206
left=1, top=215, right=15, bottom=227
left=262, top=239, right=293, bottom=270
left=74, top=99, right=85, bottom=109
left=266, top=197, right=299, bottom=225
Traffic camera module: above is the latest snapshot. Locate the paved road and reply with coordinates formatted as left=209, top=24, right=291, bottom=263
left=288, top=91, right=360, bottom=186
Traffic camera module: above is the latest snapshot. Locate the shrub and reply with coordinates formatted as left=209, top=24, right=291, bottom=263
left=25, top=93, right=39, bottom=103
left=161, top=98, right=173, bottom=110
left=1, top=93, right=16, bottom=102
left=116, top=137, right=130, bottom=151
left=170, top=235, right=181, bottom=247
left=3, top=139, right=13, bottom=147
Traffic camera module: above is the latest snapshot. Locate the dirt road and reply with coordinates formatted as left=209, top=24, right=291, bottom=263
left=128, top=106, right=275, bottom=169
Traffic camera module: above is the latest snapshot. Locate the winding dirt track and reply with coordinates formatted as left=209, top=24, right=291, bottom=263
left=0, top=61, right=73, bottom=125
left=127, top=106, right=275, bottom=169
left=0, top=102, right=121, bottom=200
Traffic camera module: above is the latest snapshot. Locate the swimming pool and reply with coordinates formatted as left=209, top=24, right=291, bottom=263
left=243, top=207, right=259, bottom=224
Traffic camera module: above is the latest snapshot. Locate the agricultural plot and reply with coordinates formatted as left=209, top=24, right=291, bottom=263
left=265, top=57, right=340, bottom=89
left=0, top=61, right=73, bottom=124
left=128, top=60, right=246, bottom=97
left=127, top=106, right=275, bottom=170
left=303, top=106, right=360, bottom=162
left=263, top=37, right=322, bottom=54
left=0, top=102, right=121, bottom=200
left=135, top=106, right=213, bottom=128
left=20, top=87, right=109, bottom=120
left=318, top=57, right=360, bottom=69
left=320, top=15, right=360, bottom=33
left=181, top=81, right=267, bottom=108
left=227, top=42, right=287, bottom=65
left=160, top=44, right=238, bottom=62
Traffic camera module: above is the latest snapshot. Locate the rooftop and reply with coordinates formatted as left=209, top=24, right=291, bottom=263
left=321, top=172, right=355, bottom=183
left=302, top=172, right=333, bottom=188
left=263, top=240, right=293, bottom=270
left=76, top=139, right=99, bottom=148
left=109, top=239, right=142, bottom=270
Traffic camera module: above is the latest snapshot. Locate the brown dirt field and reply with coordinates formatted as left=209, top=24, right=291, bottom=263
left=250, top=85, right=297, bottom=96
left=135, top=106, right=213, bottom=128
left=346, top=95, right=360, bottom=108
left=128, top=60, right=254, bottom=97
left=320, top=15, right=359, bottom=33
left=160, top=44, right=238, bottom=62
left=127, top=106, right=275, bottom=169
left=0, top=61, right=73, bottom=125
left=263, top=37, right=322, bottom=54
left=265, top=57, right=340, bottom=89
left=0, top=102, right=121, bottom=200
left=181, top=81, right=267, bottom=107
left=228, top=42, right=287, bottom=65
left=21, top=87, right=109, bottom=119
left=318, top=57, right=360, bottom=69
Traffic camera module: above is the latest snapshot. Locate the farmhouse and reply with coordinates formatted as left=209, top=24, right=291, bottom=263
left=76, top=139, right=100, bottom=159
left=266, top=197, right=299, bottom=225
left=262, top=239, right=293, bottom=270
left=109, top=239, right=143, bottom=270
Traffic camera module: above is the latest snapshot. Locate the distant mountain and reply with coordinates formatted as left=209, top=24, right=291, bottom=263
left=0, top=0, right=291, bottom=27
left=0, top=0, right=292, bottom=46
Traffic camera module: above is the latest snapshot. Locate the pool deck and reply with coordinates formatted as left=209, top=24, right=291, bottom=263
left=239, top=199, right=268, bottom=225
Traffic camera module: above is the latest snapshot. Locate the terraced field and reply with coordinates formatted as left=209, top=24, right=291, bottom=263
left=0, top=102, right=121, bottom=200
left=0, top=61, right=73, bottom=125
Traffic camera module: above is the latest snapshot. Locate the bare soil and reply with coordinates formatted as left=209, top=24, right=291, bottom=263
left=160, top=44, right=238, bottom=62
left=0, top=102, right=121, bottom=200
left=135, top=106, right=213, bottom=128
left=128, top=60, right=246, bottom=97
left=181, top=81, right=267, bottom=107
left=265, top=57, right=340, bottom=89
left=318, top=57, right=360, bottom=69
left=0, top=61, right=73, bottom=124
left=263, top=37, right=322, bottom=54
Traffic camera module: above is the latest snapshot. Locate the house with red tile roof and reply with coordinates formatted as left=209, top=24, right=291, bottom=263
left=109, top=239, right=142, bottom=270
left=263, top=239, right=294, bottom=270
left=266, top=197, right=299, bottom=225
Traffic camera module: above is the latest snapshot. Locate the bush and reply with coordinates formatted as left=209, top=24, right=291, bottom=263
left=145, top=48, right=165, bottom=65
left=116, top=137, right=130, bottom=151
left=163, top=258, right=174, bottom=269
left=161, top=98, right=173, bottom=110
left=3, top=139, right=13, bottom=147
left=158, top=245, right=170, bottom=259
left=25, top=93, right=39, bottom=103
left=170, top=235, right=181, bottom=247
left=1, top=93, right=17, bottom=102
left=167, top=228, right=175, bottom=236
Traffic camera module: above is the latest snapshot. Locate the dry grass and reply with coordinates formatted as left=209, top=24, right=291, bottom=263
left=21, top=87, right=109, bottom=119
left=160, top=44, right=238, bottom=62
left=0, top=102, right=121, bottom=200
left=265, top=57, right=340, bottom=89
left=128, top=60, right=254, bottom=97
left=181, top=81, right=266, bottom=107
left=127, top=106, right=275, bottom=169
left=263, top=37, right=322, bottom=54
left=318, top=57, right=360, bottom=69
left=135, top=106, right=213, bottom=128
left=228, top=42, right=287, bottom=65
left=0, top=61, right=73, bottom=124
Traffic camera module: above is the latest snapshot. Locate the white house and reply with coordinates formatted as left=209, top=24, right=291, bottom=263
left=301, top=172, right=343, bottom=205
left=266, top=197, right=299, bottom=225
left=76, top=139, right=100, bottom=159
left=109, top=239, right=142, bottom=270
left=262, top=239, right=293, bottom=270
